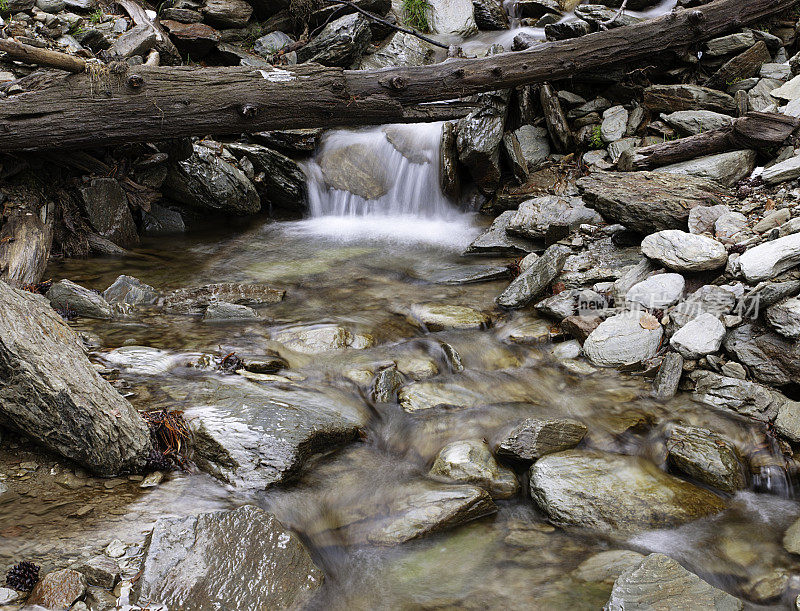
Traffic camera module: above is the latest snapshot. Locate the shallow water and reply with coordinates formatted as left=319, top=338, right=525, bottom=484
left=2, top=122, right=800, bottom=608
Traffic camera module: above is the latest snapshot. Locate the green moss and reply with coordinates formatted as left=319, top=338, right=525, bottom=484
left=402, top=0, right=431, bottom=32
left=589, top=125, right=604, bottom=150
left=0, top=0, right=8, bottom=14
left=89, top=8, right=103, bottom=23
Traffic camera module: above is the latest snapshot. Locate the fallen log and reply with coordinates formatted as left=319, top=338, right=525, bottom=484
left=0, top=204, right=54, bottom=287
left=0, top=0, right=793, bottom=152
left=618, top=112, right=800, bottom=171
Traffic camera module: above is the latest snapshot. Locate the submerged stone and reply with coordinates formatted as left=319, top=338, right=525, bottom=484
left=429, top=439, right=519, bottom=499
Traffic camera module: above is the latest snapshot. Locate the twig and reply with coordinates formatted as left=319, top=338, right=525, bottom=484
left=0, top=38, right=86, bottom=72
left=599, top=0, right=628, bottom=30
left=324, top=0, right=449, bottom=49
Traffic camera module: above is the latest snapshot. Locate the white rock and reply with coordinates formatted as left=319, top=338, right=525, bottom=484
left=584, top=311, right=663, bottom=367
left=765, top=297, right=800, bottom=339
left=105, top=539, right=126, bottom=558
left=688, top=204, right=730, bottom=234
left=641, top=230, right=728, bottom=272
left=625, top=273, right=685, bottom=309
left=771, top=74, right=800, bottom=101
left=601, top=105, right=628, bottom=143
left=762, top=154, right=800, bottom=185
left=655, top=150, right=756, bottom=188
left=736, top=233, right=800, bottom=282
left=428, top=0, right=478, bottom=36
left=715, top=212, right=748, bottom=242
left=670, top=313, right=726, bottom=358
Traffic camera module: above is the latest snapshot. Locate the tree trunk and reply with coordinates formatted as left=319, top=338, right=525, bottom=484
left=0, top=0, right=793, bottom=152
left=618, top=112, right=800, bottom=171
left=0, top=200, right=54, bottom=288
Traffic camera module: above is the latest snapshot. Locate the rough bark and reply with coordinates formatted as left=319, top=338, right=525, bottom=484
left=0, top=202, right=54, bottom=288
left=618, top=112, right=800, bottom=171
left=0, top=0, right=794, bottom=151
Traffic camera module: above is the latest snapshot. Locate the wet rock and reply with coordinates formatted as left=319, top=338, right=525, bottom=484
left=643, top=84, right=737, bottom=114
left=724, top=323, right=800, bottom=386
left=274, top=324, right=373, bottom=353
left=142, top=202, right=186, bottom=235
left=163, top=143, right=260, bottom=215
left=496, top=417, right=587, bottom=462
left=506, top=195, right=601, bottom=240
left=359, top=31, right=434, bottom=68
left=408, top=303, right=490, bottom=331
left=600, top=105, right=628, bottom=142
left=511, top=125, right=551, bottom=170
left=583, top=311, right=663, bottom=367
left=163, top=282, right=284, bottom=315
left=296, top=13, right=371, bottom=67
left=463, top=210, right=538, bottom=256
left=75, top=556, right=120, bottom=589
left=201, top=0, right=252, bottom=28
left=203, top=301, right=260, bottom=321
left=735, top=234, right=800, bottom=282
left=457, top=91, right=509, bottom=194
left=224, top=142, right=306, bottom=211
left=399, top=381, right=481, bottom=412
left=440, top=120, right=460, bottom=199
left=319, top=142, right=391, bottom=200
left=641, top=230, right=727, bottom=272
left=372, top=364, right=403, bottom=402
left=103, top=275, right=160, bottom=306
left=189, top=384, right=367, bottom=489
left=47, top=279, right=114, bottom=319
left=666, top=424, right=746, bottom=493
left=783, top=517, right=800, bottom=555
left=429, top=439, right=518, bottom=499
left=625, top=273, right=685, bottom=309
left=670, top=312, right=726, bottom=358
left=656, top=150, right=757, bottom=188
left=161, top=20, right=221, bottom=57
left=428, top=0, right=478, bottom=35
left=765, top=297, right=800, bottom=339
left=78, top=177, right=139, bottom=248
left=651, top=351, right=683, bottom=400
left=536, top=288, right=604, bottom=320
left=572, top=550, right=646, bottom=584
left=606, top=553, right=743, bottom=610
left=531, top=450, right=725, bottom=533
left=27, top=569, right=87, bottom=610
left=496, top=244, right=571, bottom=308
left=662, top=110, right=735, bottom=135
left=577, top=171, right=727, bottom=234
left=136, top=505, right=322, bottom=609
left=252, top=31, right=293, bottom=56
left=427, top=264, right=510, bottom=285
left=472, top=0, right=509, bottom=29
left=685, top=370, right=783, bottom=421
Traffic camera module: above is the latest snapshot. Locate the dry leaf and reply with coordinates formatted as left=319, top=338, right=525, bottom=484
left=639, top=313, right=660, bottom=330
left=765, top=198, right=776, bottom=211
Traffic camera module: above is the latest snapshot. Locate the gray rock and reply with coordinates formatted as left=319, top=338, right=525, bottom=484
left=47, top=279, right=114, bottom=319
left=661, top=110, right=735, bottom=135
left=427, top=264, right=510, bottom=285
left=641, top=230, right=728, bottom=272
left=163, top=143, right=260, bottom=215
left=75, top=555, right=120, bottom=589
left=670, top=285, right=737, bottom=329
left=512, top=125, right=551, bottom=170
left=739, top=280, right=800, bottom=314
left=601, top=105, right=628, bottom=143
left=651, top=351, right=683, bottom=400
left=163, top=282, right=284, bottom=315
left=359, top=31, right=435, bottom=68
left=428, top=0, right=478, bottom=35
left=0, top=281, right=152, bottom=475
left=583, top=310, right=663, bottom=367
left=530, top=450, right=725, bottom=533
left=496, top=417, right=587, bottom=462
left=203, top=301, right=260, bottom=321
left=273, top=324, right=373, bottom=354
left=606, top=553, right=743, bottom=610
left=625, top=273, right=685, bottom=309
left=103, top=275, right=160, bottom=306
left=408, top=303, right=490, bottom=331
left=670, top=312, right=726, bottom=358
left=574, top=3, right=641, bottom=27
left=761, top=62, right=791, bottom=80
left=655, top=150, right=756, bottom=188
left=253, top=31, right=293, bottom=57
left=705, top=31, right=756, bottom=56
left=688, top=204, right=730, bottom=234
left=0, top=588, right=20, bottom=605
left=736, top=233, right=800, bottom=282
left=613, top=257, right=659, bottom=303
left=573, top=550, right=646, bottom=584
left=319, top=142, right=390, bottom=199
left=685, top=369, right=783, bottom=421
left=225, top=142, right=306, bottom=211
left=506, top=195, right=601, bottom=240
left=775, top=400, right=800, bottom=443
left=753, top=208, right=791, bottom=233
left=536, top=288, right=605, bottom=320
left=36, top=0, right=65, bottom=9
left=765, top=297, right=800, bottom=338
left=496, top=244, right=570, bottom=308
left=142, top=203, right=186, bottom=235
left=201, top=0, right=252, bottom=28
left=666, top=424, right=746, bottom=493
left=136, top=505, right=323, bottom=609
left=464, top=210, right=539, bottom=256
left=78, top=177, right=139, bottom=248
left=189, top=383, right=367, bottom=489
left=761, top=153, right=800, bottom=185
left=777, top=216, right=800, bottom=238
left=457, top=91, right=509, bottom=195
left=577, top=171, right=727, bottom=234
left=429, top=439, right=518, bottom=499
left=473, top=0, right=510, bottom=29
left=748, top=77, right=784, bottom=111
left=724, top=323, right=800, bottom=386
left=108, top=23, right=156, bottom=58
left=296, top=13, right=371, bottom=67
left=644, top=84, right=736, bottom=115
left=607, top=137, right=640, bottom=164
left=715, top=211, right=748, bottom=242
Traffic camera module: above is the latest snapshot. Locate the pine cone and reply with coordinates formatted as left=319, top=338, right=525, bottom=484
left=5, top=561, right=40, bottom=592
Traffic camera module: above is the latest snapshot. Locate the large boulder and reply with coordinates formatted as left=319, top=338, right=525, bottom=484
left=296, top=13, right=371, bottom=67
left=163, top=143, right=260, bottom=215
left=136, top=505, right=323, bottom=609
left=506, top=195, right=601, bottom=240
left=685, top=370, right=784, bottom=421
left=641, top=230, right=728, bottom=272
left=27, top=569, right=86, bottom=610
left=463, top=210, right=538, bottom=256
left=577, top=172, right=727, bottom=234
left=201, top=0, right=252, bottom=27
left=319, top=142, right=391, bottom=199
left=225, top=142, right=307, bottom=211
left=457, top=91, right=509, bottom=195
left=724, top=323, right=800, bottom=386
left=495, top=417, right=587, bottom=462
left=359, top=31, right=435, bottom=68
left=583, top=311, right=663, bottom=367
left=661, top=110, right=735, bottom=135
left=666, top=424, right=746, bottom=493
left=606, top=553, right=743, bottom=610
left=670, top=312, right=726, bottom=358
left=0, top=281, right=152, bottom=475
left=529, top=450, right=726, bottom=533
left=47, top=278, right=114, bottom=319
left=78, top=177, right=139, bottom=248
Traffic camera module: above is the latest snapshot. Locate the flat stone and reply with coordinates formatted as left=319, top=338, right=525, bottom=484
left=512, top=125, right=551, bottom=170
left=506, top=195, right=601, bottom=240
left=753, top=209, right=791, bottom=233
left=47, top=279, right=114, bottom=319
left=643, top=84, right=736, bottom=115
left=652, top=351, right=684, bottom=400
left=736, top=233, right=800, bottom=282
left=666, top=424, right=746, bottom=493
left=761, top=153, right=800, bottom=185
left=224, top=142, right=306, bottom=212
left=771, top=74, right=800, bottom=101
left=108, top=23, right=156, bottom=59
left=685, top=369, right=783, bottom=421
left=203, top=301, right=260, bottom=321
left=670, top=285, right=737, bottom=329
left=670, top=312, right=726, bottom=358
left=273, top=324, right=373, bottom=354
left=606, top=553, right=743, bottom=610
left=536, top=288, right=605, bottom=320
left=496, top=244, right=571, bottom=308
left=572, top=550, right=646, bottom=584
left=661, top=110, right=735, bottom=135
left=625, top=273, right=685, bottom=309
left=163, top=282, right=284, bottom=315
left=429, top=439, right=518, bottom=499
left=601, top=105, right=628, bottom=143
left=408, top=303, right=490, bottom=331
left=75, top=555, right=120, bottom=589
left=427, top=264, right=510, bottom=285
left=655, top=150, right=756, bottom=187
left=705, top=31, right=756, bottom=56
left=103, top=275, right=159, bottom=306
left=160, top=20, right=220, bottom=57
left=583, top=311, right=663, bottom=367
left=318, top=142, right=390, bottom=200
left=761, top=62, right=792, bottom=80
left=496, top=417, right=587, bottom=462
left=27, top=569, right=87, bottom=610
left=530, top=450, right=726, bottom=533
left=641, top=230, right=728, bottom=272
left=136, top=505, right=323, bottom=609
left=748, top=77, right=784, bottom=112
left=463, top=210, right=539, bottom=256
left=201, top=0, right=252, bottom=28
left=783, top=517, right=800, bottom=555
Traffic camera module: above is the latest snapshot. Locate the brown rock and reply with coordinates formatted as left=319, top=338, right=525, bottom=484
left=161, top=20, right=220, bottom=57
left=561, top=314, right=602, bottom=342
left=27, top=569, right=86, bottom=610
